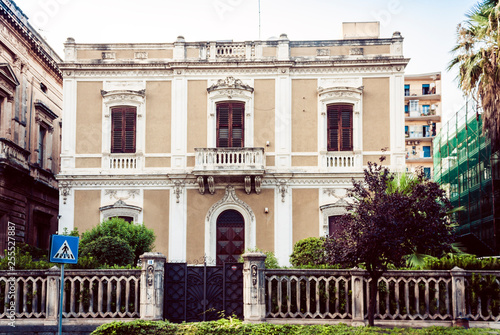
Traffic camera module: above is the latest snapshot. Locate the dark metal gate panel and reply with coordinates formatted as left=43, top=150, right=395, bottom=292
left=164, top=262, right=243, bottom=322
left=164, top=263, right=187, bottom=323
left=223, top=262, right=243, bottom=318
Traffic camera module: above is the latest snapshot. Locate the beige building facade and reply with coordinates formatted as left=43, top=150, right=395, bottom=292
left=404, top=72, right=441, bottom=178
left=58, top=22, right=409, bottom=265
left=0, top=0, right=62, bottom=252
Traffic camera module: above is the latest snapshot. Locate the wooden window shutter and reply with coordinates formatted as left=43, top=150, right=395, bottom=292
left=217, top=102, right=245, bottom=148
left=111, top=106, right=136, bottom=153
left=327, top=104, right=353, bottom=151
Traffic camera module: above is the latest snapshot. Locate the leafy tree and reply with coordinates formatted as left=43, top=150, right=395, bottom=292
left=80, top=217, right=155, bottom=264
left=324, top=162, right=456, bottom=326
left=449, top=0, right=500, bottom=152
left=80, top=235, right=134, bottom=267
left=289, top=237, right=326, bottom=267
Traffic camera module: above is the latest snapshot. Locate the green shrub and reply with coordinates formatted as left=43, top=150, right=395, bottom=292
left=92, top=318, right=499, bottom=334
left=289, top=237, right=327, bottom=267
left=238, top=248, right=280, bottom=269
left=80, top=235, right=134, bottom=267
left=0, top=247, right=52, bottom=270
left=419, top=254, right=500, bottom=270
left=80, top=217, right=155, bottom=264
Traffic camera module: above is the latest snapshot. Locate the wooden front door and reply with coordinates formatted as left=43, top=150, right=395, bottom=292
left=216, top=210, right=245, bottom=265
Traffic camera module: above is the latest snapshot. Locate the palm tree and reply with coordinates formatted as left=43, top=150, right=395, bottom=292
left=449, top=0, right=500, bottom=152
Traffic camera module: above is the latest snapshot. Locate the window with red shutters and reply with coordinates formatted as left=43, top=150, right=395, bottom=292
left=216, top=102, right=244, bottom=148
left=327, top=104, right=353, bottom=151
left=111, top=106, right=136, bottom=153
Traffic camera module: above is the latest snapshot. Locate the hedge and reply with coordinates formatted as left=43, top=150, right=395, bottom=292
left=92, top=318, right=498, bottom=335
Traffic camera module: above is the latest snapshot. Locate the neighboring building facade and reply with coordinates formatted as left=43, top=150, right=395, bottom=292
left=434, top=100, right=500, bottom=256
left=0, top=0, right=63, bottom=252
left=404, top=72, right=441, bottom=179
left=58, top=22, right=409, bottom=265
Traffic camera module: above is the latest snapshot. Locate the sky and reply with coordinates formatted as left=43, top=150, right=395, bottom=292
left=13, top=0, right=480, bottom=123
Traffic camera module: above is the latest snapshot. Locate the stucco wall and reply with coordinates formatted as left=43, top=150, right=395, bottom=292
left=76, top=81, right=102, bottom=154
left=292, top=189, right=319, bottom=243
left=143, top=190, right=170, bottom=257
left=146, top=81, right=171, bottom=154
left=362, top=77, right=390, bottom=152
left=292, top=79, right=317, bottom=153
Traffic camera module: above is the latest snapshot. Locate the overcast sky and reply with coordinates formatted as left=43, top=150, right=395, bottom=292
left=14, top=0, right=479, bottom=122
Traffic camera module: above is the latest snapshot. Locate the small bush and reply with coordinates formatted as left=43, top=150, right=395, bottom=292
left=80, top=217, right=155, bottom=264
left=0, top=247, right=52, bottom=270
left=419, top=254, right=500, bottom=270
left=238, top=248, right=280, bottom=269
left=289, top=237, right=327, bottom=267
left=92, top=318, right=499, bottom=334
left=80, top=235, right=134, bottom=267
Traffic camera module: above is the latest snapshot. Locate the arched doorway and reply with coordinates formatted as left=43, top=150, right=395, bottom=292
left=216, top=209, right=245, bottom=265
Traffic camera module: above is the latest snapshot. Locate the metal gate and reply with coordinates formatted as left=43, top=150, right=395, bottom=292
left=164, top=261, right=243, bottom=322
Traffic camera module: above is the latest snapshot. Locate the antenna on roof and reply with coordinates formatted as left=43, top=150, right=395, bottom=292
left=258, top=0, right=261, bottom=40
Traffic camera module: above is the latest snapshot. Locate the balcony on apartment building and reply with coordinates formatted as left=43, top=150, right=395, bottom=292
left=0, top=138, right=30, bottom=172
left=192, top=147, right=265, bottom=195
left=404, top=84, right=441, bottom=101
left=404, top=105, right=441, bottom=122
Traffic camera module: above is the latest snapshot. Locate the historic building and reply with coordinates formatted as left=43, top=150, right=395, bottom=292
left=58, top=22, right=409, bottom=265
left=0, top=0, right=63, bottom=252
left=404, top=72, right=441, bottom=179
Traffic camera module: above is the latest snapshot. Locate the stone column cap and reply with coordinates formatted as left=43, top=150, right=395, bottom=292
left=139, top=252, right=166, bottom=260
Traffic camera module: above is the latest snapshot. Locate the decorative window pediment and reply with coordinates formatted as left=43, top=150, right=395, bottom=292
left=101, top=89, right=146, bottom=107
left=0, top=63, right=19, bottom=99
left=318, top=86, right=363, bottom=106
left=100, top=199, right=142, bottom=223
left=207, top=76, right=254, bottom=100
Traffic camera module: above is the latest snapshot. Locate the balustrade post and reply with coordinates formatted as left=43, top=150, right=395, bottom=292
left=350, top=267, right=367, bottom=326
left=46, top=266, right=60, bottom=321
left=139, top=252, right=166, bottom=320
left=242, top=252, right=267, bottom=322
left=451, top=266, right=467, bottom=321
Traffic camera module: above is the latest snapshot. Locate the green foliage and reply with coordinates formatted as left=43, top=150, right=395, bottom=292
left=80, top=217, right=155, bottom=264
left=238, top=248, right=280, bottom=269
left=92, top=318, right=499, bottom=334
left=0, top=247, right=52, bottom=270
left=289, top=237, right=327, bottom=267
left=80, top=235, right=134, bottom=267
left=418, top=254, right=500, bottom=270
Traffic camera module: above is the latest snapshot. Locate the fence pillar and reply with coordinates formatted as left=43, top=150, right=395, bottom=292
left=451, top=266, right=467, bottom=320
left=140, top=252, right=166, bottom=320
left=350, top=267, right=367, bottom=326
left=46, top=266, right=60, bottom=321
left=242, top=252, right=266, bottom=322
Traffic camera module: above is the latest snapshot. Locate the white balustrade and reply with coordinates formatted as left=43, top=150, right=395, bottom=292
left=104, top=153, right=142, bottom=170
left=194, top=148, right=265, bottom=172
left=216, top=43, right=246, bottom=59
left=323, top=152, right=357, bottom=169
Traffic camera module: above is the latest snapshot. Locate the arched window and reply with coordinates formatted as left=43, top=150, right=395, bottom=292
left=216, top=209, right=245, bottom=265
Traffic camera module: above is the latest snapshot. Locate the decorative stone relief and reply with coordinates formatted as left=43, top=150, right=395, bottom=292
left=278, top=180, right=287, bottom=203
left=59, top=181, right=71, bottom=205
left=317, top=48, right=330, bottom=56
left=207, top=176, right=215, bottom=195
left=173, top=181, right=184, bottom=203
left=101, top=89, right=146, bottom=107
left=349, top=48, right=364, bottom=55
left=197, top=176, right=205, bottom=195
left=100, top=199, right=142, bottom=222
left=102, top=52, right=116, bottom=60
left=245, top=176, right=252, bottom=195
left=255, top=176, right=262, bottom=195
left=207, top=76, right=254, bottom=102
left=206, top=186, right=255, bottom=221
left=134, top=52, right=148, bottom=59
left=104, top=189, right=140, bottom=201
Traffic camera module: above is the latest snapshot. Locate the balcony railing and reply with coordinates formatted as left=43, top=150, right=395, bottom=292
left=322, top=152, right=361, bottom=170
left=103, top=153, right=143, bottom=171
left=194, top=148, right=265, bottom=174
left=216, top=43, right=246, bottom=59
left=0, top=138, right=30, bottom=171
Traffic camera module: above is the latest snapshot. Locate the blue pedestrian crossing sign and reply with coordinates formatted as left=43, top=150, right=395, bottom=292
left=49, top=235, right=79, bottom=264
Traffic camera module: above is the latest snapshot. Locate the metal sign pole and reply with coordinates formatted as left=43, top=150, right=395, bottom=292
left=58, top=263, right=64, bottom=335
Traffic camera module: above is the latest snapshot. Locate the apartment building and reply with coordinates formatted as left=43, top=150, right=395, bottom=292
left=57, top=22, right=409, bottom=265
left=0, top=0, right=63, bottom=251
left=404, top=72, right=441, bottom=178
